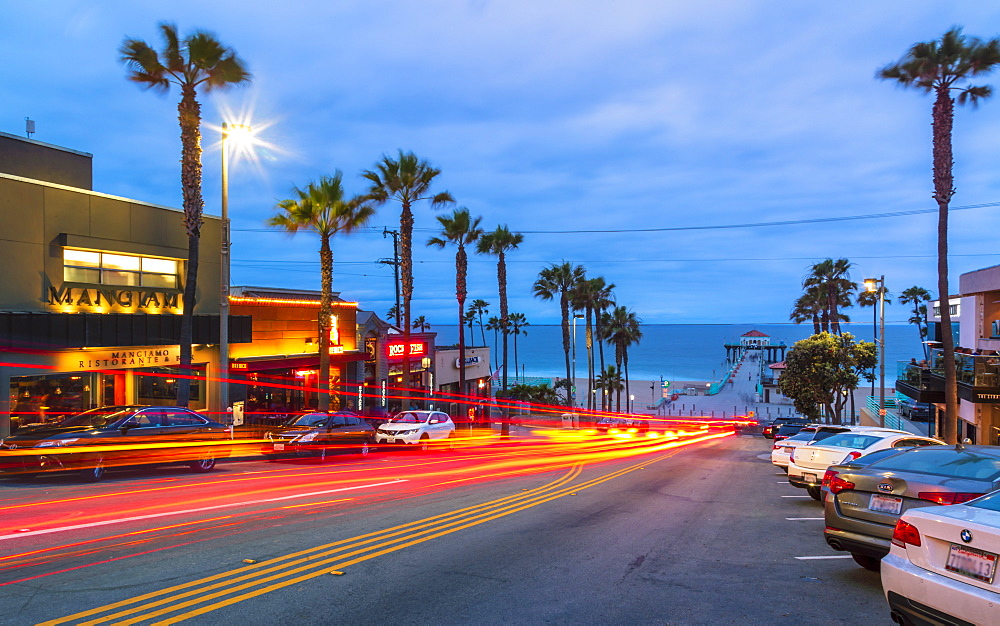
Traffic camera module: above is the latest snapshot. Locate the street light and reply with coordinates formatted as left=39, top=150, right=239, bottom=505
left=571, top=313, right=584, bottom=407
left=219, top=122, right=254, bottom=421
left=864, top=276, right=886, bottom=427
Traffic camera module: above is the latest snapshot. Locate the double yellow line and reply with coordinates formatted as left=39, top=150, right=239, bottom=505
left=42, top=443, right=695, bottom=625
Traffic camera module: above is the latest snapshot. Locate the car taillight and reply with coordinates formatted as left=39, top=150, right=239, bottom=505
left=821, top=469, right=837, bottom=487
left=917, top=492, right=985, bottom=505
left=891, top=519, right=921, bottom=548
left=841, top=451, right=863, bottom=463
left=773, top=443, right=782, bottom=450
left=828, top=475, right=855, bottom=495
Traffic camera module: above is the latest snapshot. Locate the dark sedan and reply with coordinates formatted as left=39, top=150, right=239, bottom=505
left=0, top=405, right=230, bottom=481
left=763, top=417, right=809, bottom=439
left=262, top=411, right=375, bottom=462
left=823, top=444, right=1000, bottom=571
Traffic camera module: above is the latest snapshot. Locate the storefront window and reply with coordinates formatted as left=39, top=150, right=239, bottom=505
left=9, top=373, right=95, bottom=430
left=137, top=366, right=205, bottom=410
left=63, top=248, right=179, bottom=289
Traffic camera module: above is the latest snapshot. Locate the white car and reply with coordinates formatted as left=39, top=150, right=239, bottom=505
left=787, top=428, right=941, bottom=500
left=882, top=492, right=1000, bottom=625
left=375, top=410, right=456, bottom=450
left=770, top=425, right=852, bottom=471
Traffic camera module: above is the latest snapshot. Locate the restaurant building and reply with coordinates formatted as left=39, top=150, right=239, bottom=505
left=0, top=132, right=250, bottom=435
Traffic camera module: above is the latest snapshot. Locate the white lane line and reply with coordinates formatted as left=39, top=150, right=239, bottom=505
left=786, top=517, right=824, bottom=521
left=777, top=481, right=793, bottom=484
left=0, top=479, right=408, bottom=541
left=795, top=555, right=852, bottom=560
left=781, top=495, right=812, bottom=498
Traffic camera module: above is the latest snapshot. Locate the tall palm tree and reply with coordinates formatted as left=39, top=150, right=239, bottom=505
left=602, top=306, right=642, bottom=413
left=478, top=226, right=524, bottom=436
left=571, top=275, right=605, bottom=411
left=594, top=365, right=624, bottom=413
left=468, top=299, right=490, bottom=347
left=592, top=279, right=616, bottom=389
left=533, top=262, right=585, bottom=407
left=120, top=23, right=250, bottom=406
left=267, top=173, right=375, bottom=411
left=858, top=285, right=892, bottom=397
left=803, top=258, right=856, bottom=334
left=790, top=290, right=824, bottom=335
left=428, top=207, right=483, bottom=410
left=411, top=316, right=431, bottom=332
left=508, top=312, right=529, bottom=382
left=879, top=28, right=1000, bottom=443
left=485, top=315, right=502, bottom=373
left=363, top=151, right=453, bottom=405
left=899, top=286, right=933, bottom=359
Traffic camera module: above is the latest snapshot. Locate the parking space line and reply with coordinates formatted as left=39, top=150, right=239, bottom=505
left=795, top=555, right=852, bottom=560
left=785, top=517, right=824, bottom=521
left=777, top=481, right=792, bottom=484
left=780, top=495, right=812, bottom=498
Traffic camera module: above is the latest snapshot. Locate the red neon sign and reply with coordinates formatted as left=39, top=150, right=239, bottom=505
left=387, top=342, right=427, bottom=358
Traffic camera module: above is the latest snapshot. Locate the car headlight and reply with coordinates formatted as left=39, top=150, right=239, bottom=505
left=295, top=433, right=318, bottom=443
left=36, top=438, right=80, bottom=448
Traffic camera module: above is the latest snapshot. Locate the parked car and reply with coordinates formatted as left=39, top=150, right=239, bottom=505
left=262, top=411, right=375, bottom=461
left=787, top=428, right=942, bottom=500
left=823, top=445, right=1000, bottom=571
left=375, top=410, right=456, bottom=450
left=0, top=405, right=230, bottom=481
left=898, top=400, right=932, bottom=422
left=770, top=425, right=852, bottom=471
left=882, top=490, right=1000, bottom=625
left=762, top=417, right=809, bottom=439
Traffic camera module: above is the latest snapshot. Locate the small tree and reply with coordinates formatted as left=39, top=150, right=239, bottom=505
left=777, top=332, right=876, bottom=424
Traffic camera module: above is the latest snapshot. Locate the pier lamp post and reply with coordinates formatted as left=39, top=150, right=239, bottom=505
left=218, top=122, right=255, bottom=422
left=864, top=276, right=886, bottom=427
left=571, top=314, right=584, bottom=407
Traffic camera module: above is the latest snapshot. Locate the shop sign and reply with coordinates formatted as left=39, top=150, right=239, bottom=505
left=59, top=346, right=181, bottom=371
left=388, top=341, right=427, bottom=358
left=47, top=284, right=181, bottom=312
left=365, top=338, right=378, bottom=363
left=455, top=356, right=481, bottom=368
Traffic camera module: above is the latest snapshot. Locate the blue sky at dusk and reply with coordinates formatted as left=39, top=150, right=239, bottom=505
left=5, top=1, right=1000, bottom=325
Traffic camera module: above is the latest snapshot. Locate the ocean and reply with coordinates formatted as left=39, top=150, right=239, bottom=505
left=430, top=323, right=926, bottom=383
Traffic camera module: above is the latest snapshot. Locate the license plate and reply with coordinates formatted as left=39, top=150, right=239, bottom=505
left=869, top=494, right=903, bottom=515
left=273, top=443, right=285, bottom=451
left=946, top=544, right=998, bottom=583
left=804, top=473, right=817, bottom=484
left=386, top=437, right=395, bottom=444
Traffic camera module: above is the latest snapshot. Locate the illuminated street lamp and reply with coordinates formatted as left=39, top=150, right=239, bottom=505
left=219, top=122, right=254, bottom=421
left=571, top=313, right=584, bottom=407
left=864, top=276, right=886, bottom=427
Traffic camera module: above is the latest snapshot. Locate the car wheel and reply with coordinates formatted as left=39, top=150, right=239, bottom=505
left=806, top=485, right=822, bottom=501
left=189, top=456, right=216, bottom=473
left=359, top=440, right=370, bottom=457
left=80, top=456, right=106, bottom=482
left=419, top=435, right=430, bottom=452
left=850, top=553, right=881, bottom=571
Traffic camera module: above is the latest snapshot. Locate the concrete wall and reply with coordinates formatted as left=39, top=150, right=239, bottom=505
left=0, top=132, right=92, bottom=189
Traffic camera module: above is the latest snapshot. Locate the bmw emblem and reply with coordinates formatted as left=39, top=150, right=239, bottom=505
left=877, top=483, right=893, bottom=493
left=961, top=529, right=973, bottom=544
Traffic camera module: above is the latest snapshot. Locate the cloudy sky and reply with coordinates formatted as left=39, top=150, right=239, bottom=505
left=5, top=1, right=1000, bottom=325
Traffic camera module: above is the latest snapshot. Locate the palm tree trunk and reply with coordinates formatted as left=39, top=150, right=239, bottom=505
left=318, top=237, right=333, bottom=411
left=176, top=86, right=204, bottom=408
left=400, top=200, right=413, bottom=407
left=624, top=349, right=631, bottom=414
left=933, top=86, right=958, bottom=444
left=561, top=295, right=572, bottom=407
left=498, top=254, right=510, bottom=437
left=596, top=312, right=606, bottom=401
left=585, top=307, right=594, bottom=411
left=457, top=247, right=467, bottom=427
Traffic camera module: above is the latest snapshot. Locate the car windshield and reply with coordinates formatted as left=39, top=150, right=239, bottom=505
left=867, top=448, right=1000, bottom=480
left=814, top=433, right=883, bottom=450
left=59, top=406, right=139, bottom=428
left=389, top=412, right=427, bottom=424
left=286, top=413, right=329, bottom=428
left=784, top=430, right=815, bottom=442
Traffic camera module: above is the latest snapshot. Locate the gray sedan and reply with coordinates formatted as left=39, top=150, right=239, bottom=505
left=823, top=444, right=1000, bottom=571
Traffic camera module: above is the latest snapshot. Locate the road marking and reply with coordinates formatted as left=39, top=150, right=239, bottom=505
left=786, top=517, right=824, bottom=521
left=781, top=495, right=812, bottom=498
left=0, top=480, right=409, bottom=542
left=795, top=555, right=852, bottom=560
left=777, top=481, right=792, bottom=484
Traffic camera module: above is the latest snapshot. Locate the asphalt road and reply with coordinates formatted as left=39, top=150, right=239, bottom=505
left=0, top=432, right=891, bottom=625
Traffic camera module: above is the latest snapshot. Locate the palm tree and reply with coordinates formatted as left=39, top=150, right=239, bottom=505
left=533, top=262, right=585, bottom=407
left=508, top=312, right=529, bottom=382
left=411, top=316, right=431, bottom=332
left=602, top=306, right=642, bottom=412
left=428, top=207, right=483, bottom=410
left=363, top=151, right=453, bottom=405
left=571, top=275, right=604, bottom=411
left=386, top=305, right=401, bottom=327
left=268, top=173, right=375, bottom=411
left=880, top=28, right=1000, bottom=443
left=594, top=365, right=624, bottom=413
left=468, top=299, right=490, bottom=347
left=592, top=280, right=616, bottom=389
left=858, top=285, right=892, bottom=397
left=478, top=226, right=524, bottom=436
left=790, top=288, right=824, bottom=335
left=899, top=286, right=933, bottom=359
left=120, top=23, right=250, bottom=406
left=803, top=258, right=856, bottom=334
left=463, top=309, right=476, bottom=347
left=485, top=315, right=502, bottom=373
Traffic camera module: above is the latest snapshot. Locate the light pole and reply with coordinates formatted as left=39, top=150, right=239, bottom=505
left=219, top=122, right=253, bottom=422
left=571, top=313, right=584, bottom=407
left=864, top=276, right=886, bottom=427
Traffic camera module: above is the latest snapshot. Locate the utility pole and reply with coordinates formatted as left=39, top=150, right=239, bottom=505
left=379, top=229, right=401, bottom=325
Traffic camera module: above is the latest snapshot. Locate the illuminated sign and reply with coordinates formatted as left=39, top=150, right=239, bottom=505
left=388, top=342, right=428, bottom=358
left=58, top=346, right=181, bottom=371
left=365, top=338, right=378, bottom=363
left=294, top=369, right=318, bottom=378
left=48, top=284, right=181, bottom=312
left=455, top=356, right=481, bottom=368
left=231, top=362, right=248, bottom=370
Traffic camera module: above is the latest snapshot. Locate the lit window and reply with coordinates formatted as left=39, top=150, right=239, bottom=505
left=63, top=249, right=180, bottom=289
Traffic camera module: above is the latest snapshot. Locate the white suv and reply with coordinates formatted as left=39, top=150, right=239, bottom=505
left=375, top=411, right=456, bottom=450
